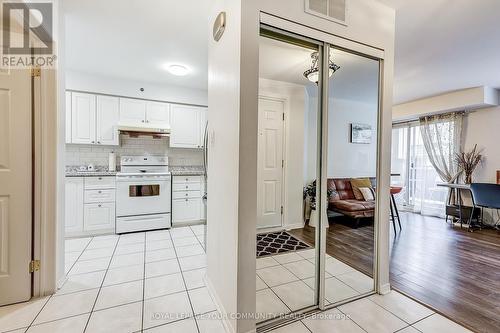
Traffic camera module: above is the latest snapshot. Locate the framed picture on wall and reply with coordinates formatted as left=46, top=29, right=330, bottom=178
left=350, top=123, right=372, bottom=144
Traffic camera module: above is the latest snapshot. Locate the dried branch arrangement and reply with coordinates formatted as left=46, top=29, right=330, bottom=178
left=455, top=144, right=482, bottom=184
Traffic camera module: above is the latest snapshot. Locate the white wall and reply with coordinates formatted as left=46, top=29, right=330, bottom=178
left=259, top=79, right=307, bottom=228
left=463, top=106, right=500, bottom=225
left=66, top=70, right=208, bottom=106
left=464, top=106, right=500, bottom=183
left=327, top=98, right=378, bottom=178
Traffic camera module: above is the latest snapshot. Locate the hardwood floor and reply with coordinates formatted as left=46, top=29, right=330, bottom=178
left=289, top=212, right=500, bottom=333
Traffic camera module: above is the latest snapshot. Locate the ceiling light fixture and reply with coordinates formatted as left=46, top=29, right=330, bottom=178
left=303, top=51, right=340, bottom=83
left=166, top=64, right=190, bottom=76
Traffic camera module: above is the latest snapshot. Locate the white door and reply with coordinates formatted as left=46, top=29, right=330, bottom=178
left=96, top=96, right=120, bottom=146
left=84, top=203, right=116, bottom=232
left=65, top=91, right=72, bottom=143
left=72, top=92, right=96, bottom=144
left=0, top=69, right=32, bottom=305
left=65, top=178, right=84, bottom=235
left=146, top=101, right=170, bottom=126
left=170, top=105, right=201, bottom=148
left=119, top=98, right=146, bottom=124
left=257, top=98, right=284, bottom=229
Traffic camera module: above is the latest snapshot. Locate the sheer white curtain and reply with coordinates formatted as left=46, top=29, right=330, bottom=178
left=413, top=113, right=464, bottom=217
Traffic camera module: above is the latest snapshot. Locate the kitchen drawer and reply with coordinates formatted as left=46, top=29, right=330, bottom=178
left=172, top=182, right=201, bottom=192
left=84, top=189, right=116, bottom=203
left=172, top=191, right=201, bottom=200
left=85, top=176, right=116, bottom=190
left=173, top=175, right=201, bottom=184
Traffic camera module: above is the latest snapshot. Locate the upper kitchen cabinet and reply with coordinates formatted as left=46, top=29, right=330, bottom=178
left=65, top=91, right=72, bottom=143
left=119, top=98, right=147, bottom=124
left=146, top=101, right=170, bottom=127
left=96, top=96, right=120, bottom=145
left=69, top=92, right=119, bottom=146
left=170, top=105, right=207, bottom=149
left=71, top=92, right=97, bottom=144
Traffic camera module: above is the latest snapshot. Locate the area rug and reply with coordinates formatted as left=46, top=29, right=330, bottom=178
left=256, top=231, right=311, bottom=257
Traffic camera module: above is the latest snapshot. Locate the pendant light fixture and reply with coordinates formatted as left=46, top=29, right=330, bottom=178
left=303, top=51, right=340, bottom=83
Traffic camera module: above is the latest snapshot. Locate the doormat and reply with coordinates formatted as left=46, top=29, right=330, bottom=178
left=257, top=231, right=311, bottom=257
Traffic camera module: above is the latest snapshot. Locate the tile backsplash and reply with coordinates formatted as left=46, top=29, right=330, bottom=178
left=66, top=136, right=203, bottom=168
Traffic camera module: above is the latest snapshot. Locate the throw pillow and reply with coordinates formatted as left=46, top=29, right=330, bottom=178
left=350, top=178, right=372, bottom=200
left=359, top=187, right=375, bottom=201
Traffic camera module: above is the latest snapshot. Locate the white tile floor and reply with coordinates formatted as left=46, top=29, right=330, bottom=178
left=0, top=225, right=473, bottom=333
left=256, top=249, right=374, bottom=321
left=0, top=225, right=223, bottom=333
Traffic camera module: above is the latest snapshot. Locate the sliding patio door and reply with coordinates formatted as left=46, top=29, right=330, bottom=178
left=256, top=27, right=382, bottom=329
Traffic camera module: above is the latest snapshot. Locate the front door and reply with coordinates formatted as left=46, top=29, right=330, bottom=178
left=257, top=97, right=284, bottom=229
left=0, top=68, right=32, bottom=305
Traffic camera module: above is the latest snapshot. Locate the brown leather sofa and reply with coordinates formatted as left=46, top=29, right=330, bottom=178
left=327, top=178, right=375, bottom=227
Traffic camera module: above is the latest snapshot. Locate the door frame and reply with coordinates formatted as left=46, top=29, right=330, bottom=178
left=256, top=94, right=289, bottom=230
left=32, top=68, right=60, bottom=298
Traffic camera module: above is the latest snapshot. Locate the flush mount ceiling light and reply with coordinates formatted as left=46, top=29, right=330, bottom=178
left=303, top=51, right=340, bottom=83
left=165, top=64, right=190, bottom=76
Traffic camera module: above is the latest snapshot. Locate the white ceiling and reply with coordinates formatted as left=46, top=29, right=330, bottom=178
left=258, top=37, right=379, bottom=103
left=64, top=0, right=209, bottom=90
left=65, top=0, right=500, bottom=104
left=378, top=0, right=500, bottom=104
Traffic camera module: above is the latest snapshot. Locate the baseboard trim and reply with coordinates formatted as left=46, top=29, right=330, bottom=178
left=204, top=275, right=236, bottom=333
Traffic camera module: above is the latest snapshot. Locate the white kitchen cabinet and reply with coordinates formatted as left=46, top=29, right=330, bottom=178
left=84, top=202, right=115, bottom=232
left=172, top=198, right=201, bottom=224
left=65, top=176, right=116, bottom=237
left=65, top=91, right=72, bottom=143
left=119, top=98, right=147, bottom=125
left=170, top=105, right=205, bottom=148
left=146, top=101, right=170, bottom=126
left=199, top=108, right=207, bottom=149
left=71, top=92, right=96, bottom=144
left=65, top=177, right=84, bottom=235
left=97, top=96, right=120, bottom=145
left=172, top=175, right=205, bottom=226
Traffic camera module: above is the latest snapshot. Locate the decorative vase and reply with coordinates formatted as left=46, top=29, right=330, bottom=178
left=309, top=209, right=318, bottom=227
left=465, top=173, right=472, bottom=184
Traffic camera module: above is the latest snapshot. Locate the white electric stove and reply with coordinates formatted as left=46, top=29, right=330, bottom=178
left=115, top=155, right=171, bottom=233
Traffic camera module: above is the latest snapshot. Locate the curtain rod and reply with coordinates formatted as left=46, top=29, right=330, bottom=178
left=392, top=110, right=470, bottom=127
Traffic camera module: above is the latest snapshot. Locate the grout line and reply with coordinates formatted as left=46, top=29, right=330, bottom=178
left=140, top=232, right=147, bottom=332
left=82, top=234, right=121, bottom=332
left=168, top=230, right=201, bottom=333
left=335, top=306, right=369, bottom=333
left=20, top=294, right=53, bottom=331
left=65, top=237, right=94, bottom=276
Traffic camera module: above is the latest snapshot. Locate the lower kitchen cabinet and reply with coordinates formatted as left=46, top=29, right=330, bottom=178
left=65, top=176, right=116, bottom=237
left=172, top=175, right=206, bottom=226
left=84, top=203, right=115, bottom=232
left=65, top=177, right=84, bottom=234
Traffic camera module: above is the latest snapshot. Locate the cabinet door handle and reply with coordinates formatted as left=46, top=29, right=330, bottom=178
left=98, top=190, right=102, bottom=194
left=98, top=177, right=102, bottom=180
left=98, top=204, right=102, bottom=207
left=185, top=199, right=188, bottom=202
left=91, top=141, right=95, bottom=144
left=185, top=185, right=188, bottom=189
left=141, top=120, right=145, bottom=123
left=97, top=141, right=101, bottom=144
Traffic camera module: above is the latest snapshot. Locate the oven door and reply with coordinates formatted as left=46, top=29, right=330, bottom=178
left=116, top=178, right=171, bottom=217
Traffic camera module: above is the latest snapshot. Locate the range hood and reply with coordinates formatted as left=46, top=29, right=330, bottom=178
left=118, top=122, right=171, bottom=137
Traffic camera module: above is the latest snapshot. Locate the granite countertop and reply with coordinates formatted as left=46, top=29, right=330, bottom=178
left=170, top=166, right=204, bottom=176
left=65, top=166, right=117, bottom=177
